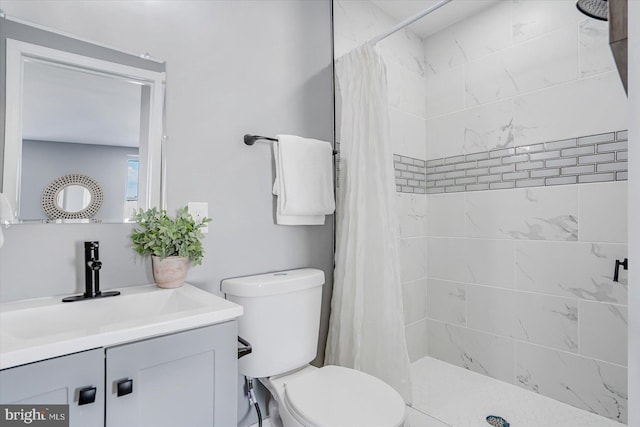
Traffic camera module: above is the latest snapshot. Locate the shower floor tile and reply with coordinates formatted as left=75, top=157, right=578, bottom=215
left=410, top=356, right=622, bottom=427
left=407, top=406, right=450, bottom=426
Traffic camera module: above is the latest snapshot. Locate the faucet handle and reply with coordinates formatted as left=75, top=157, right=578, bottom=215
left=85, top=241, right=99, bottom=249
left=88, top=260, right=102, bottom=271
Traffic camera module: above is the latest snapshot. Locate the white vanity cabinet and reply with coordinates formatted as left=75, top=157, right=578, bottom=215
left=105, top=322, right=237, bottom=427
left=0, top=322, right=238, bottom=427
left=0, top=348, right=105, bottom=426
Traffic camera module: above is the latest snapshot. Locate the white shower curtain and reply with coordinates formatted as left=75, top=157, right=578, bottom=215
left=325, top=44, right=412, bottom=404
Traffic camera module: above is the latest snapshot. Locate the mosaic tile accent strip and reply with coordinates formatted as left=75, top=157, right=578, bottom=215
left=349, top=131, right=625, bottom=194
left=394, top=154, right=426, bottom=194
left=423, top=130, right=628, bottom=194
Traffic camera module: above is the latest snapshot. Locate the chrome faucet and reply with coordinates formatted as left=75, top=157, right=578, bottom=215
left=63, top=241, right=120, bottom=302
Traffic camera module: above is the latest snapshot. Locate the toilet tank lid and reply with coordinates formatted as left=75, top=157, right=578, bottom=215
left=221, top=268, right=325, bottom=297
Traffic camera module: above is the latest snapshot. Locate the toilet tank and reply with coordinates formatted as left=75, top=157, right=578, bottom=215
left=221, top=268, right=325, bottom=378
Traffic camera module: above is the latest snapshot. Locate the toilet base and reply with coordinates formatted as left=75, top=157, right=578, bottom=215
left=266, top=396, right=282, bottom=427
left=259, top=365, right=318, bottom=427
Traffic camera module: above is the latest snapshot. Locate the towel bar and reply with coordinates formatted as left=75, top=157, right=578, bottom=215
left=244, top=134, right=278, bottom=145
left=244, top=134, right=338, bottom=156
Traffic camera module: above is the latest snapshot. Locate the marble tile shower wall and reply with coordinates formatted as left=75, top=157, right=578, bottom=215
left=334, top=0, right=431, bottom=362
left=421, top=1, right=629, bottom=423
left=423, top=0, right=627, bottom=159
left=425, top=184, right=628, bottom=423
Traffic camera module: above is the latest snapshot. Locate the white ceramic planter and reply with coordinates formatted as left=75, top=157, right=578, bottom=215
left=151, top=256, right=189, bottom=289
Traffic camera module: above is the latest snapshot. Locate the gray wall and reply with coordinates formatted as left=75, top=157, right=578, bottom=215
left=0, top=2, right=334, bottom=425
left=20, top=140, right=138, bottom=220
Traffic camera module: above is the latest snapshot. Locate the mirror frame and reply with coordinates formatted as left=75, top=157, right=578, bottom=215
left=3, top=37, right=166, bottom=223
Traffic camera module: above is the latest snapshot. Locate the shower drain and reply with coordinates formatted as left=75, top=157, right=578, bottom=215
left=486, top=415, right=510, bottom=427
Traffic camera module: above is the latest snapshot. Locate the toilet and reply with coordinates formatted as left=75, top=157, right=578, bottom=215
left=222, top=268, right=406, bottom=427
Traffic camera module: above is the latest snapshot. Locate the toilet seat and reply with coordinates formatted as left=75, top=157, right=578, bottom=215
left=283, top=365, right=406, bottom=427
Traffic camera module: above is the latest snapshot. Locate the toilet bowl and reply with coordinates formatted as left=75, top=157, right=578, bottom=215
left=221, top=268, right=406, bottom=427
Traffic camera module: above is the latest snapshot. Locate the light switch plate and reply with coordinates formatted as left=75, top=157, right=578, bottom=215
left=187, top=202, right=208, bottom=233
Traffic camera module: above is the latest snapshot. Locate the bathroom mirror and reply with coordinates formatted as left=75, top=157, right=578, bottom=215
left=1, top=16, right=166, bottom=223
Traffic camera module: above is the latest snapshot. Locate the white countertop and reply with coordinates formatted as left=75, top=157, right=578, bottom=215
left=0, top=284, right=243, bottom=370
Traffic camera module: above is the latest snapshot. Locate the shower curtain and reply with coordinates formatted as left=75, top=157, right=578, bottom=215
left=325, top=44, right=412, bottom=404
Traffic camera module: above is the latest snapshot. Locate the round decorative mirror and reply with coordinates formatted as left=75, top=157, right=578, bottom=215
left=42, top=174, right=104, bottom=219
left=55, top=185, right=92, bottom=213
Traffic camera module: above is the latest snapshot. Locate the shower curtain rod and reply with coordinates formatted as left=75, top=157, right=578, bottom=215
left=367, top=0, right=453, bottom=45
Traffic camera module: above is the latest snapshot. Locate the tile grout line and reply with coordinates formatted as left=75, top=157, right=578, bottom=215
left=422, top=275, right=628, bottom=307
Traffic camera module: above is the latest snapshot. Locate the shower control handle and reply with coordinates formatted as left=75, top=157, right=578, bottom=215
left=613, top=258, right=628, bottom=282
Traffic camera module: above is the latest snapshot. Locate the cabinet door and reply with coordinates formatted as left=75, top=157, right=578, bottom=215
left=0, top=348, right=104, bottom=427
left=105, top=321, right=237, bottom=427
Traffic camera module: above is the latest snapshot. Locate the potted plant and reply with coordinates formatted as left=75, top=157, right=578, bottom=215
left=130, top=206, right=211, bottom=288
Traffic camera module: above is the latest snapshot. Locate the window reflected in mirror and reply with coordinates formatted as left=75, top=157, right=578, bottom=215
left=125, top=157, right=140, bottom=218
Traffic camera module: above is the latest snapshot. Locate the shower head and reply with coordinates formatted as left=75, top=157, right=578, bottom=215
left=576, top=0, right=608, bottom=21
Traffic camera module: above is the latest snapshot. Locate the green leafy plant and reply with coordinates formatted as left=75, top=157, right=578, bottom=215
left=130, top=206, right=211, bottom=266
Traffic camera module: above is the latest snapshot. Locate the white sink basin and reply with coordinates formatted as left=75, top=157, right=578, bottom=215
left=0, top=284, right=243, bottom=370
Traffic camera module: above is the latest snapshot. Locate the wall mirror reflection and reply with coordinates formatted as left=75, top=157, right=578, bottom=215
left=1, top=16, right=166, bottom=223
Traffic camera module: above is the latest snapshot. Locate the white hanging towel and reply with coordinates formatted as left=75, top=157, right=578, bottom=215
left=272, top=135, right=335, bottom=225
